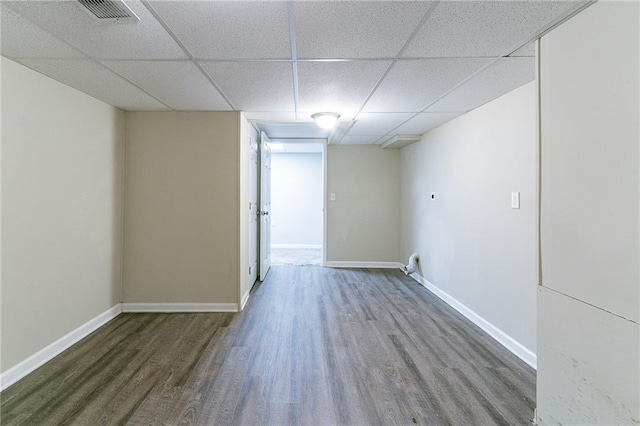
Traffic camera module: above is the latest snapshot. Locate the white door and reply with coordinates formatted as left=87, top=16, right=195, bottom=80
left=249, top=133, right=259, bottom=280
left=259, top=131, right=272, bottom=281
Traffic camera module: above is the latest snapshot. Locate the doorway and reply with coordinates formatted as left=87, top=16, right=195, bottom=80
left=268, top=141, right=325, bottom=266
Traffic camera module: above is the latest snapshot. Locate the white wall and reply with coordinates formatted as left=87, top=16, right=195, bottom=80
left=537, top=1, right=639, bottom=424
left=271, top=153, right=323, bottom=247
left=327, top=145, right=400, bottom=264
left=1, top=58, right=124, bottom=372
left=400, top=82, right=537, bottom=360
left=123, top=111, right=240, bottom=305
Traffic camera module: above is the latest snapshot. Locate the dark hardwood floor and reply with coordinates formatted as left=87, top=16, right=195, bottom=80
left=1, top=266, right=536, bottom=425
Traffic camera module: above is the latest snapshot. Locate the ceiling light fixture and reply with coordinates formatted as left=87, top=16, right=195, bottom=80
left=311, top=112, right=341, bottom=129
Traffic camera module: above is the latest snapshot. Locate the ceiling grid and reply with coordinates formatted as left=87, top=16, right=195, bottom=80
left=140, top=0, right=236, bottom=110
left=0, top=0, right=593, bottom=142
left=286, top=0, right=300, bottom=120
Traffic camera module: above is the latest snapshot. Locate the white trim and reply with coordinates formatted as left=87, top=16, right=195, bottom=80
left=325, top=261, right=404, bottom=269
left=0, top=304, right=122, bottom=392
left=271, top=244, right=322, bottom=249
left=240, top=291, right=251, bottom=311
left=408, top=272, right=537, bottom=369
left=322, top=141, right=328, bottom=267
left=121, top=303, right=238, bottom=313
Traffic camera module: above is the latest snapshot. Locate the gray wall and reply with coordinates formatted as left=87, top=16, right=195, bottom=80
left=326, top=145, right=400, bottom=263
left=400, top=82, right=538, bottom=358
left=537, top=1, right=640, bottom=424
left=271, top=153, right=323, bottom=246
left=1, top=58, right=124, bottom=372
left=123, top=111, right=240, bottom=304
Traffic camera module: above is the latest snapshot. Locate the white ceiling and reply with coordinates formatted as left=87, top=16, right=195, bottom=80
left=1, top=0, right=591, bottom=145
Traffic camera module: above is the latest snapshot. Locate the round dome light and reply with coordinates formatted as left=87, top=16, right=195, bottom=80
left=311, top=112, right=341, bottom=129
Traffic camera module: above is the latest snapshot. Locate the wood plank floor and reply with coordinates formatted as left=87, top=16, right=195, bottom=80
left=1, top=266, right=536, bottom=425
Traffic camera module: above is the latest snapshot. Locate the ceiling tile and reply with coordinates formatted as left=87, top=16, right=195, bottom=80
left=509, top=43, right=535, bottom=57
left=102, top=60, right=231, bottom=110
left=4, top=1, right=186, bottom=60
left=339, top=135, right=384, bottom=145
left=427, top=58, right=535, bottom=113
left=349, top=113, right=414, bottom=136
left=0, top=5, right=85, bottom=59
left=403, top=1, right=586, bottom=58
left=363, top=58, right=492, bottom=113
left=17, top=59, right=168, bottom=110
left=201, top=61, right=294, bottom=111
left=294, top=1, right=434, bottom=59
left=393, top=112, right=463, bottom=135
left=150, top=1, right=290, bottom=60
left=260, top=122, right=330, bottom=139
left=245, top=112, right=298, bottom=123
left=297, top=60, right=390, bottom=112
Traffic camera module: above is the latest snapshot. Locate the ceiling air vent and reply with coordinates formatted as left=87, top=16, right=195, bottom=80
left=77, top=0, right=140, bottom=23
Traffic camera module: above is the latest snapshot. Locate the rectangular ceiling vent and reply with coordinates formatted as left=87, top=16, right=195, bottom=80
left=77, top=0, right=140, bottom=23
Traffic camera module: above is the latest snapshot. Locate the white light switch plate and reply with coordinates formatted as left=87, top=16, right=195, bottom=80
left=330, top=193, right=336, bottom=201
left=511, top=192, right=520, bottom=209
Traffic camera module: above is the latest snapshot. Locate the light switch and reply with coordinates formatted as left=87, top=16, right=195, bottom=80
left=330, top=193, right=336, bottom=201
left=511, top=192, right=520, bottom=209
left=430, top=192, right=435, bottom=200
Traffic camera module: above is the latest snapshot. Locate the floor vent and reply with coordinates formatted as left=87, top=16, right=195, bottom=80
left=77, top=0, right=140, bottom=23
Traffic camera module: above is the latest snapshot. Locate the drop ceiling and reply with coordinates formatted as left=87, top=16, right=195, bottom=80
left=1, top=0, right=590, bottom=144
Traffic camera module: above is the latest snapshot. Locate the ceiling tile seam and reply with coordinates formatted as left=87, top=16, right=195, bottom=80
left=351, top=1, right=440, bottom=121
left=377, top=52, right=537, bottom=140
left=418, top=58, right=500, bottom=113
left=197, top=58, right=294, bottom=63
left=373, top=59, right=502, bottom=141
left=286, top=0, right=299, bottom=119
left=393, top=0, right=440, bottom=60
left=294, top=56, right=503, bottom=62
left=89, top=58, right=192, bottom=62
left=329, top=120, right=356, bottom=145
left=96, top=60, right=174, bottom=109
left=502, top=1, right=597, bottom=58
left=0, top=6, right=174, bottom=110
left=352, top=60, right=398, bottom=118
left=371, top=112, right=423, bottom=143
left=1, top=55, right=92, bottom=61
left=183, top=56, right=506, bottom=65
left=140, top=0, right=236, bottom=110
left=5, top=59, right=169, bottom=110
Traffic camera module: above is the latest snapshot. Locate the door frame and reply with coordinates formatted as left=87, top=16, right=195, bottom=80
left=321, top=140, right=328, bottom=266
left=257, top=137, right=327, bottom=268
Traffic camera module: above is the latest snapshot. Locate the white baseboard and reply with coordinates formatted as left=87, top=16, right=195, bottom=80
left=272, top=244, right=322, bottom=249
left=240, top=291, right=251, bottom=311
left=408, top=272, right=537, bottom=369
left=0, top=304, right=122, bottom=392
left=121, top=303, right=238, bottom=313
left=325, top=261, right=404, bottom=269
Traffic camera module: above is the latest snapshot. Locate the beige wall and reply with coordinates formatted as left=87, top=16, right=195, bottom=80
left=537, top=1, right=639, bottom=424
left=123, top=111, right=240, bottom=304
left=1, top=58, right=124, bottom=372
left=326, top=145, right=400, bottom=263
left=400, top=82, right=537, bottom=356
